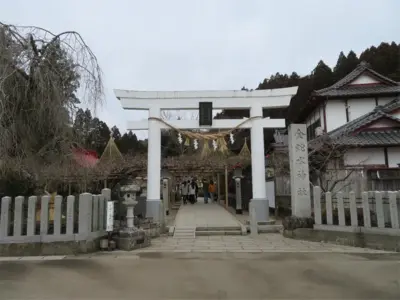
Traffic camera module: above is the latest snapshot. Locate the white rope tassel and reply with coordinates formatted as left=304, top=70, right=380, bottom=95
left=229, top=133, right=235, bottom=144
left=212, top=140, right=218, bottom=151
left=178, top=133, right=183, bottom=144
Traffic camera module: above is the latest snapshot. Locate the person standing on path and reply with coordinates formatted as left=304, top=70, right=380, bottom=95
left=208, top=180, right=216, bottom=202
left=194, top=178, right=199, bottom=202
left=202, top=178, right=209, bottom=203
left=181, top=181, right=188, bottom=204
left=188, top=180, right=196, bottom=204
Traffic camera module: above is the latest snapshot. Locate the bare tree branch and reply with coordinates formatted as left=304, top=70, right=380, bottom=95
left=0, top=22, right=103, bottom=184
left=270, top=134, right=366, bottom=195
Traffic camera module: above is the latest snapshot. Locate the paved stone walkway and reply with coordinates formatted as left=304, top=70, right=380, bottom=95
left=137, top=234, right=394, bottom=253
left=174, top=198, right=241, bottom=228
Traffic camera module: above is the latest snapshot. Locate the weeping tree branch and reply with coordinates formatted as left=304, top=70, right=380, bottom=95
left=0, top=22, right=103, bottom=187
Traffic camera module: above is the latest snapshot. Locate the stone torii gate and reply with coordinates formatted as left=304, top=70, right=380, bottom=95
left=115, top=87, right=298, bottom=223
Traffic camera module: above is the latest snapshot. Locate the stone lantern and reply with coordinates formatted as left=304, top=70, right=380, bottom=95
left=120, top=184, right=140, bottom=230
left=232, top=166, right=244, bottom=214
left=116, top=184, right=150, bottom=251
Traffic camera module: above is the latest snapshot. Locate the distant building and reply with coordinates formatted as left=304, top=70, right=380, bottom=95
left=271, top=62, right=400, bottom=196
left=305, top=61, right=400, bottom=140
left=304, top=61, right=400, bottom=168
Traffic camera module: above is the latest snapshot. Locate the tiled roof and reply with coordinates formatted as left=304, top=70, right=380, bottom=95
left=319, top=98, right=400, bottom=146
left=316, top=85, right=400, bottom=97
left=314, top=61, right=400, bottom=97
left=335, top=130, right=400, bottom=146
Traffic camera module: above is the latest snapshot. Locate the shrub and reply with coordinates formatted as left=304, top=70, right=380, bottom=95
left=282, top=216, right=314, bottom=230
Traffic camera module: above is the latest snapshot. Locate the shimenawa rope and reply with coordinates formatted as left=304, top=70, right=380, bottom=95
left=148, top=116, right=262, bottom=140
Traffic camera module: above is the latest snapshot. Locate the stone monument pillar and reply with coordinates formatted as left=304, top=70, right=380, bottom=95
left=288, top=124, right=311, bottom=217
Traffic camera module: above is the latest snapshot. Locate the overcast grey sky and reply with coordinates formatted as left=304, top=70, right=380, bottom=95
left=2, top=0, right=399, bottom=138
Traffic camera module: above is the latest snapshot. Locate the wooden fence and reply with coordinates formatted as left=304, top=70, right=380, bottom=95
left=0, top=189, right=111, bottom=244
left=312, top=186, right=400, bottom=234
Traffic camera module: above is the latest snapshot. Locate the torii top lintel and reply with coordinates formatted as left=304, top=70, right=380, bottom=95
left=114, top=87, right=298, bottom=110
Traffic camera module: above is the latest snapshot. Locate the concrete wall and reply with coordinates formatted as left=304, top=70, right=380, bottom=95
left=283, top=228, right=400, bottom=252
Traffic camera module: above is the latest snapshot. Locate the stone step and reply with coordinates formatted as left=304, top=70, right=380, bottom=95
left=196, top=226, right=241, bottom=231
left=173, top=227, right=195, bottom=239
left=245, top=224, right=283, bottom=233
left=196, top=230, right=242, bottom=236
left=245, top=220, right=276, bottom=225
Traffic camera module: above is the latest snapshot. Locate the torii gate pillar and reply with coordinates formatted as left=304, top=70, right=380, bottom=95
left=249, top=102, right=269, bottom=222
left=115, top=88, right=298, bottom=223
left=147, top=106, right=162, bottom=218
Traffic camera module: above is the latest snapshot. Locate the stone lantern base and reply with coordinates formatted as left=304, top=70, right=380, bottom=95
left=117, top=228, right=151, bottom=251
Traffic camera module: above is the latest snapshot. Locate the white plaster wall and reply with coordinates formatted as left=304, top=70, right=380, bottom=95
left=377, top=96, right=395, bottom=106
left=369, top=119, right=400, bottom=128
left=320, top=105, right=325, bottom=131
left=387, top=147, right=400, bottom=167
left=349, top=74, right=380, bottom=85
left=392, top=111, right=400, bottom=119
left=348, top=98, right=376, bottom=121
left=305, top=105, right=322, bottom=127
left=325, top=100, right=347, bottom=132
left=344, top=148, right=385, bottom=166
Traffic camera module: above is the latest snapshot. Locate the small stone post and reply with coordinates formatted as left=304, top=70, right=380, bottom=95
left=78, top=193, right=92, bottom=238
left=375, top=191, right=385, bottom=228
left=13, top=196, right=24, bottom=237
left=0, top=197, right=11, bottom=238
left=40, top=195, right=50, bottom=235
left=53, top=195, right=63, bottom=236
left=27, top=196, right=37, bottom=236
left=66, top=195, right=75, bottom=235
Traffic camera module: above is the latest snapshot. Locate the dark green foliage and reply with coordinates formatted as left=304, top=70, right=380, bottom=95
left=214, top=41, right=400, bottom=151
left=282, top=216, right=314, bottom=230
left=72, top=109, right=146, bottom=156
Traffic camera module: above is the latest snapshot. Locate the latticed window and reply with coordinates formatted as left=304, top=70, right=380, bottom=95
left=307, top=119, right=321, bottom=140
